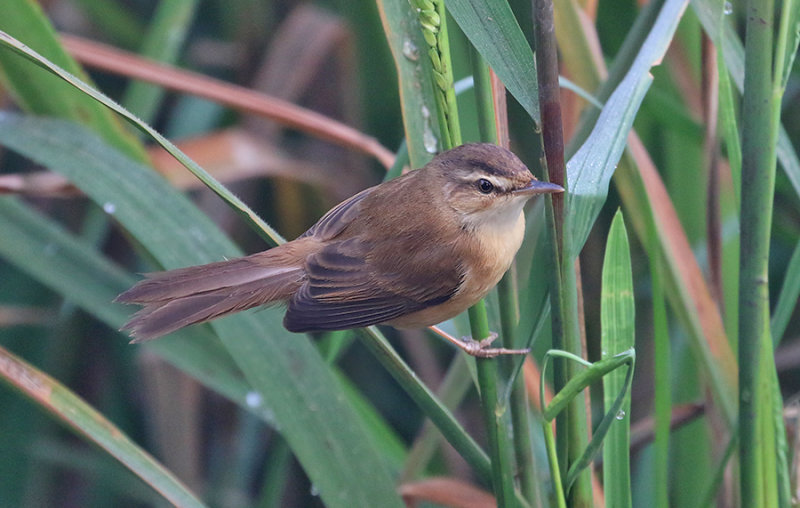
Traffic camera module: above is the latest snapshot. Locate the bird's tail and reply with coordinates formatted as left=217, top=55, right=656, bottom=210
left=116, top=252, right=304, bottom=342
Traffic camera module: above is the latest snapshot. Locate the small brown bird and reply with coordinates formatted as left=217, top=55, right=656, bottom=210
left=117, top=143, right=562, bottom=356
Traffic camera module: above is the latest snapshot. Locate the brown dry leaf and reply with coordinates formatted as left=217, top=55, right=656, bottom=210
left=0, top=128, right=333, bottom=197
left=148, top=128, right=332, bottom=189
left=0, top=171, right=79, bottom=197
left=523, top=356, right=551, bottom=413
left=398, top=477, right=495, bottom=508
left=629, top=402, right=705, bottom=454
left=60, top=34, right=395, bottom=169
left=248, top=4, right=352, bottom=134
left=0, top=305, right=55, bottom=326
left=627, top=133, right=736, bottom=388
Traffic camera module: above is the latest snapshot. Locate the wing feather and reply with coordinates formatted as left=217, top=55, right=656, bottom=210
left=283, top=236, right=463, bottom=332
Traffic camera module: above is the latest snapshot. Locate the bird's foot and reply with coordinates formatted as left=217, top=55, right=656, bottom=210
left=455, top=332, right=530, bottom=358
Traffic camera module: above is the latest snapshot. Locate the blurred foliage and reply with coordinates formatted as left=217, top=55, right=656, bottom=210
left=0, top=0, right=797, bottom=507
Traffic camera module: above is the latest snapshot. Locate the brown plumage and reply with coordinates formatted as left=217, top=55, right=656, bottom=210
left=116, top=143, right=562, bottom=352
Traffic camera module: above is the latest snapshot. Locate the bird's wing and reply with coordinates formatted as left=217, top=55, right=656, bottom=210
left=299, top=186, right=375, bottom=240
left=283, top=236, right=463, bottom=332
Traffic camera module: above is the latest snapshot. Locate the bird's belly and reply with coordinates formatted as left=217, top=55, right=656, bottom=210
left=388, top=213, right=525, bottom=329
left=387, top=288, right=483, bottom=329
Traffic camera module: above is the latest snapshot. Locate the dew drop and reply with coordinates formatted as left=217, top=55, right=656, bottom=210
left=245, top=391, right=262, bottom=408
left=188, top=226, right=206, bottom=243
left=421, top=105, right=438, bottom=153
left=310, top=484, right=321, bottom=497
left=423, top=129, right=438, bottom=153
left=402, top=39, right=419, bottom=61
left=616, top=410, right=626, bottom=420
left=102, top=202, right=116, bottom=214
left=723, top=1, right=733, bottom=14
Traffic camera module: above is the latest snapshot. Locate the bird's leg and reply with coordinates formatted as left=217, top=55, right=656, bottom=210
left=451, top=332, right=530, bottom=358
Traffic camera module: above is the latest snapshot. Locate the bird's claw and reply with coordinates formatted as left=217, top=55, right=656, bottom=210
left=457, top=332, right=530, bottom=358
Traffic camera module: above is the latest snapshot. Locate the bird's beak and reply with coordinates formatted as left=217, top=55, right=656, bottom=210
left=513, top=179, right=564, bottom=196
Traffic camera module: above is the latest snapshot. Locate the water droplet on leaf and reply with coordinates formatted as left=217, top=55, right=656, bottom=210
left=245, top=391, right=262, bottom=408
left=402, top=39, right=419, bottom=61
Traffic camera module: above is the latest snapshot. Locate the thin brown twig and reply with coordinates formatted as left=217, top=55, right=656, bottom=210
left=629, top=402, right=705, bottom=455
left=626, top=133, right=736, bottom=390
left=533, top=1, right=566, bottom=231
left=702, top=33, right=724, bottom=311
left=398, top=477, right=496, bottom=508
left=60, top=34, right=396, bottom=170
left=490, top=69, right=509, bottom=149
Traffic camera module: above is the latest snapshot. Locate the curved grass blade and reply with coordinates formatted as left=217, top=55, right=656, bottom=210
left=0, top=30, right=282, bottom=246
left=0, top=114, right=403, bottom=508
left=566, top=0, right=687, bottom=258
left=540, top=349, right=635, bottom=493
left=0, top=0, right=145, bottom=161
left=0, top=195, right=408, bottom=479
left=0, top=195, right=256, bottom=414
left=447, top=0, right=540, bottom=123
left=0, top=345, right=205, bottom=508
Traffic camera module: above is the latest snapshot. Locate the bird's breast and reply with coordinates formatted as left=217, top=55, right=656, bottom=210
left=388, top=211, right=526, bottom=329
left=460, top=211, right=526, bottom=298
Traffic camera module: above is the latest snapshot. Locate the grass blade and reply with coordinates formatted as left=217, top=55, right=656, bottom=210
left=0, top=345, right=205, bottom=508
left=375, top=0, right=440, bottom=167
left=565, top=0, right=686, bottom=259
left=0, top=0, right=145, bottom=160
left=447, top=0, right=540, bottom=123
left=601, top=210, right=635, bottom=508
left=771, top=239, right=800, bottom=345
left=692, top=0, right=800, bottom=200
left=120, top=0, right=199, bottom=122
left=0, top=114, right=404, bottom=508
left=0, top=29, right=281, bottom=245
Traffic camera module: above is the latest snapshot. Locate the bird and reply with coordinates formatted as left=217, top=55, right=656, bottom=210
left=116, top=143, right=562, bottom=357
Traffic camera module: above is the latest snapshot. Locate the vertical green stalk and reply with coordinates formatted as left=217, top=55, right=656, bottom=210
left=471, top=44, right=539, bottom=506
left=470, top=50, right=498, bottom=143
left=533, top=0, right=592, bottom=498
left=413, top=3, right=518, bottom=504
left=649, top=236, right=670, bottom=508
left=543, top=420, right=567, bottom=508
left=739, top=0, right=779, bottom=505
left=121, top=0, right=199, bottom=123
left=356, top=327, right=491, bottom=481
left=499, top=270, right=539, bottom=505
left=411, top=0, right=461, bottom=148
left=469, top=304, right=518, bottom=507
left=559, top=264, right=592, bottom=505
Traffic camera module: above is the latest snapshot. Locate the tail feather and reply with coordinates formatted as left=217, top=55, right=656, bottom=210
left=117, top=255, right=305, bottom=341
left=117, top=254, right=298, bottom=303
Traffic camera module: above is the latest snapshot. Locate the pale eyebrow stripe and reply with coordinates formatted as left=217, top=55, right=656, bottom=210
left=459, top=172, right=508, bottom=189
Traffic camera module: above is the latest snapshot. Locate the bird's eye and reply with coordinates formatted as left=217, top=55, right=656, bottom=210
left=477, top=178, right=494, bottom=194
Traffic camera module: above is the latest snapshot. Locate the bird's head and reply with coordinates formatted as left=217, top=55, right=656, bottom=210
left=428, top=143, right=563, bottom=230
